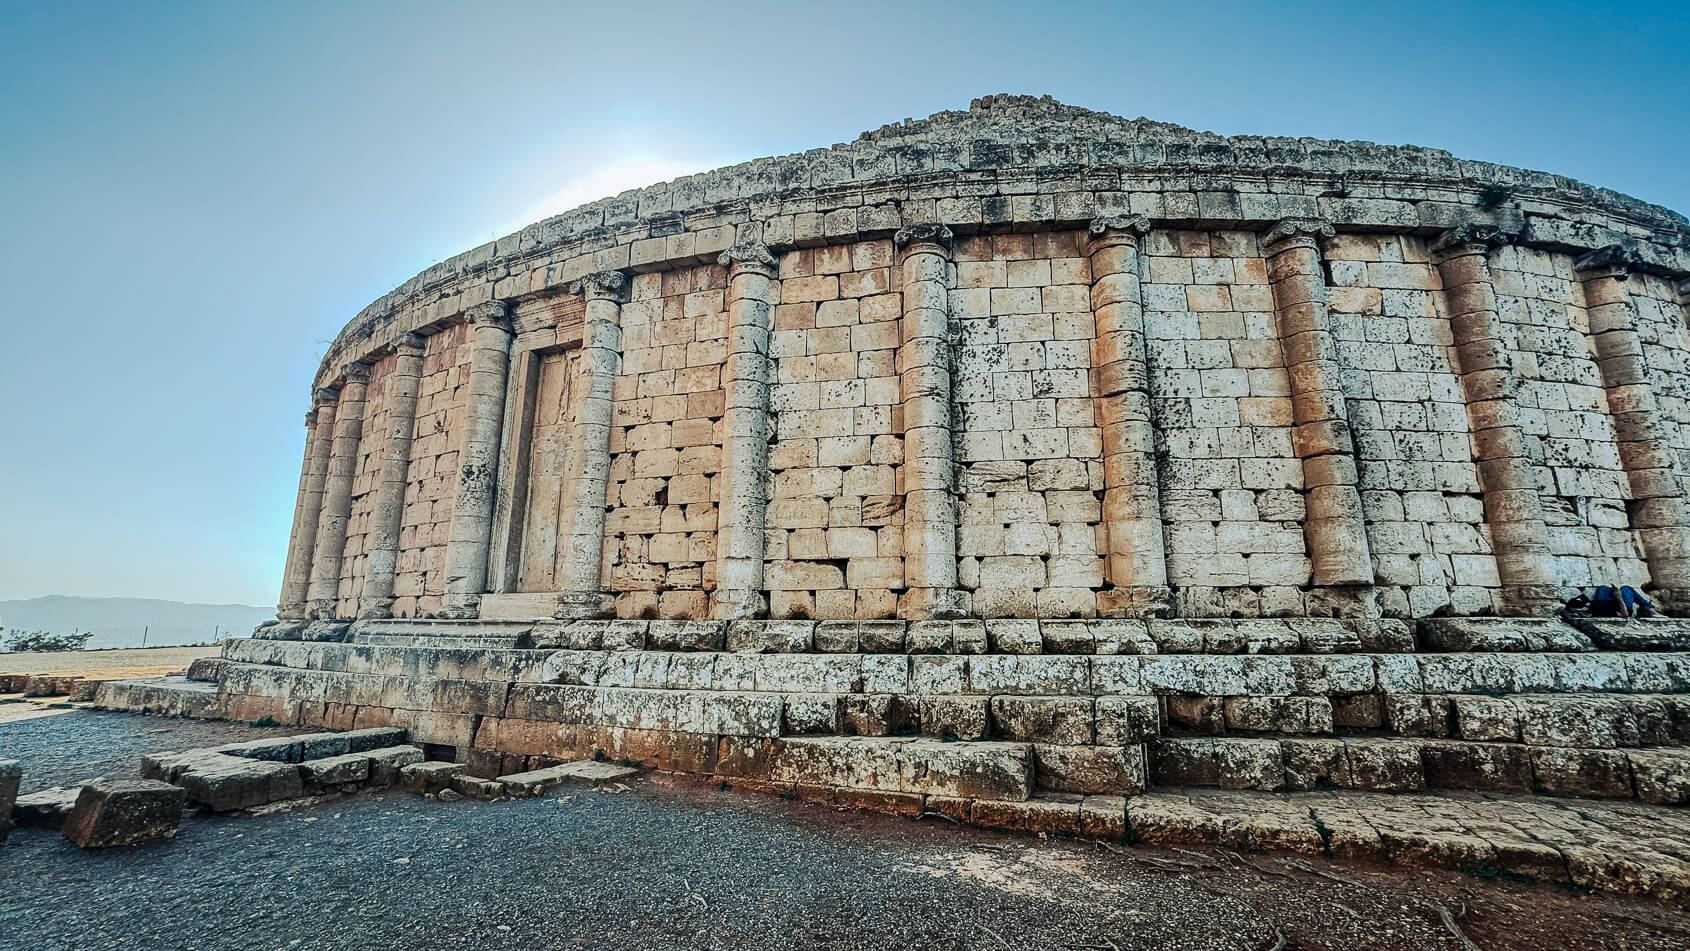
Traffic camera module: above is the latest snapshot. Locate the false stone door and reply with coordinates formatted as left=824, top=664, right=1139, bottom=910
left=515, top=349, right=580, bottom=592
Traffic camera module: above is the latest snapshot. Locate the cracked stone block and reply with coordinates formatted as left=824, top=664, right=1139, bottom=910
left=1034, top=744, right=1146, bottom=794
left=1088, top=620, right=1157, bottom=655
left=726, top=620, right=814, bottom=653
left=989, top=696, right=1094, bottom=745
left=986, top=620, right=1043, bottom=654
left=839, top=694, right=917, bottom=737
left=61, top=780, right=187, bottom=848
left=1628, top=750, right=1690, bottom=805
left=859, top=621, right=906, bottom=653
left=1281, top=738, right=1351, bottom=790
left=1095, top=696, right=1161, bottom=744
left=1384, top=694, right=1452, bottom=738
left=143, top=750, right=305, bottom=811
left=1453, top=696, right=1521, bottom=742
left=1164, top=695, right=1224, bottom=734
left=1515, top=696, right=1631, bottom=748
left=781, top=694, right=840, bottom=735
left=904, top=620, right=954, bottom=654
left=646, top=621, right=725, bottom=652
left=1222, top=696, right=1334, bottom=734
left=812, top=621, right=859, bottom=653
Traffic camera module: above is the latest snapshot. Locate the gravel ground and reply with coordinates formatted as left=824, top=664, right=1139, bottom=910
left=4, top=711, right=1689, bottom=951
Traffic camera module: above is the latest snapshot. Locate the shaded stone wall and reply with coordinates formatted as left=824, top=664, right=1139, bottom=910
left=391, top=324, right=470, bottom=617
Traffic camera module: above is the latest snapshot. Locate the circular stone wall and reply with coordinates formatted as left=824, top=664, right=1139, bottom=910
left=276, top=95, right=1690, bottom=624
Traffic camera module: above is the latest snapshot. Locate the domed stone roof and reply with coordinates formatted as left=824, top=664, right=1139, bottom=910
left=317, top=94, right=1688, bottom=384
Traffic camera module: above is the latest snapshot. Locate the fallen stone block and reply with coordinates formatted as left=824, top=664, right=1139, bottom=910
left=299, top=752, right=371, bottom=787
left=13, top=786, right=84, bottom=828
left=449, top=774, right=505, bottom=800
left=499, top=761, right=638, bottom=797
left=61, top=780, right=187, bottom=848
left=400, top=761, right=466, bottom=794
left=148, top=750, right=304, bottom=811
left=366, top=746, right=425, bottom=786
left=0, top=759, right=19, bottom=844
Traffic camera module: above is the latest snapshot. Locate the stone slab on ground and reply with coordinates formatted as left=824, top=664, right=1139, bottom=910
left=298, top=752, right=372, bottom=787
left=499, top=761, right=640, bottom=796
left=399, top=761, right=465, bottom=794
left=61, top=779, right=187, bottom=848
left=366, top=746, right=425, bottom=785
left=13, top=786, right=83, bottom=828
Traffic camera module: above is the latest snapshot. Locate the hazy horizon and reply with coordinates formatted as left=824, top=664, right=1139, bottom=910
left=3, top=0, right=1687, bottom=606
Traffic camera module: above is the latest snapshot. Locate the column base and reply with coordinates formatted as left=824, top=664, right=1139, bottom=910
left=1498, top=585, right=1563, bottom=617
left=276, top=604, right=308, bottom=621
left=713, top=589, right=766, bottom=621
left=554, top=589, right=615, bottom=619
left=356, top=597, right=396, bottom=621
left=438, top=596, right=482, bottom=620
left=1097, top=586, right=1175, bottom=619
left=898, top=587, right=970, bottom=620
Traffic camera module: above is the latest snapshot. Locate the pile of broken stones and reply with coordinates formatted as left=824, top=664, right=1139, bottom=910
left=1, top=728, right=636, bottom=850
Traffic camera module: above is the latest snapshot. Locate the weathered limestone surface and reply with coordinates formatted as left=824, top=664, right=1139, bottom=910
left=0, top=759, right=20, bottom=845
left=60, top=780, right=186, bottom=848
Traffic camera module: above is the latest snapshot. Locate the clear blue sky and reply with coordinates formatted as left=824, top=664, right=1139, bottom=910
left=2, top=0, right=1686, bottom=606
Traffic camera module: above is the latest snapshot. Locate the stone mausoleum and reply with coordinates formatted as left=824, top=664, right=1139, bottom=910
left=102, top=96, right=1690, bottom=843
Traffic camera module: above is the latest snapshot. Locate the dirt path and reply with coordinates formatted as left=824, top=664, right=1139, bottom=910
left=0, top=645, right=220, bottom=676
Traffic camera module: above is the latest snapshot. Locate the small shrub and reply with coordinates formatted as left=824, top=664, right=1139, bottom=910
left=3, top=629, right=94, bottom=653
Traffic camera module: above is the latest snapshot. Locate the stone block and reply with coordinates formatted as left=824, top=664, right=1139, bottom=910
left=972, top=797, right=1081, bottom=835
left=896, top=739, right=1034, bottom=801
left=61, top=780, right=186, bottom=848
left=1095, top=696, right=1162, bottom=744
left=341, top=726, right=408, bottom=753
left=839, top=694, right=917, bottom=737
left=1164, top=695, right=1225, bottom=733
left=148, top=750, right=305, bottom=812
left=918, top=696, right=989, bottom=740
left=986, top=619, right=1043, bottom=654
left=813, top=621, right=860, bottom=653
left=293, top=732, right=353, bottom=761
left=1342, top=739, right=1425, bottom=792
left=299, top=752, right=371, bottom=787
left=1574, top=618, right=1690, bottom=652
left=1529, top=747, right=1634, bottom=798
left=989, top=696, right=1094, bottom=744
left=1034, top=745, right=1146, bottom=794
left=1088, top=620, right=1157, bottom=655
left=1419, top=741, right=1532, bottom=792
left=215, top=736, right=304, bottom=763
left=782, top=694, right=840, bottom=735
left=13, top=786, right=81, bottom=828
left=1280, top=738, right=1351, bottom=790
left=450, top=774, right=506, bottom=800
left=400, top=761, right=467, bottom=795
left=1628, top=750, right=1690, bottom=805
left=1078, top=795, right=1128, bottom=841
left=647, top=621, right=726, bottom=652
left=1222, top=696, right=1333, bottom=734
left=1418, top=617, right=1593, bottom=653
left=727, top=620, right=814, bottom=653
left=500, top=761, right=639, bottom=797
left=1151, top=738, right=1282, bottom=790
left=366, top=746, right=425, bottom=785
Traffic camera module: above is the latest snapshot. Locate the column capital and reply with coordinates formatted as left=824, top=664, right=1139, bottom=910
left=304, top=409, right=318, bottom=427
left=395, top=332, right=427, bottom=356
left=1259, top=217, right=1335, bottom=255
left=718, top=241, right=777, bottom=275
left=894, top=222, right=954, bottom=255
left=340, top=361, right=372, bottom=384
left=1574, top=243, right=1643, bottom=279
left=1088, top=214, right=1151, bottom=239
left=1430, top=223, right=1512, bottom=262
left=313, top=387, right=340, bottom=406
left=465, top=299, right=512, bottom=327
left=569, top=270, right=629, bottom=302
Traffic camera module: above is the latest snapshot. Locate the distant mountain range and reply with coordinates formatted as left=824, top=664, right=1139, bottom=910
left=0, top=596, right=271, bottom=650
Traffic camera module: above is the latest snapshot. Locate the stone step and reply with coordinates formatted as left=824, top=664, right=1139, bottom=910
left=92, top=677, right=222, bottom=718
left=1568, top=617, right=1690, bottom=652
left=221, top=639, right=554, bottom=683
left=498, top=761, right=639, bottom=796
left=759, top=735, right=1036, bottom=803
left=1147, top=735, right=1690, bottom=805
left=1416, top=617, right=1594, bottom=653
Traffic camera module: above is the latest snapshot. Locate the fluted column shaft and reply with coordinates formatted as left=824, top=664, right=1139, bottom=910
left=442, top=302, right=514, bottom=618
left=358, top=333, right=427, bottom=618
left=278, top=389, right=339, bottom=618
left=555, top=271, right=628, bottom=619
left=306, top=363, right=372, bottom=616
left=896, top=224, right=966, bottom=620
left=1087, top=215, right=1172, bottom=618
left=714, top=245, right=778, bottom=619
left=1260, top=219, right=1375, bottom=596
left=1433, top=227, right=1560, bottom=615
left=1576, top=247, right=1690, bottom=612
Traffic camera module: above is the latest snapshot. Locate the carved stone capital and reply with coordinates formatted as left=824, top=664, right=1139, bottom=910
left=893, top=222, right=954, bottom=253
left=1430, top=223, right=1512, bottom=261
left=718, top=241, right=778, bottom=274
left=1259, top=218, right=1335, bottom=255
left=465, top=300, right=512, bottom=327
left=570, top=270, right=629, bottom=302
left=340, top=361, right=372, bottom=384
left=395, top=332, right=427, bottom=356
left=304, top=410, right=318, bottom=428
left=1574, top=243, right=1643, bottom=278
left=1088, top=214, right=1152, bottom=238
left=313, top=387, right=339, bottom=406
